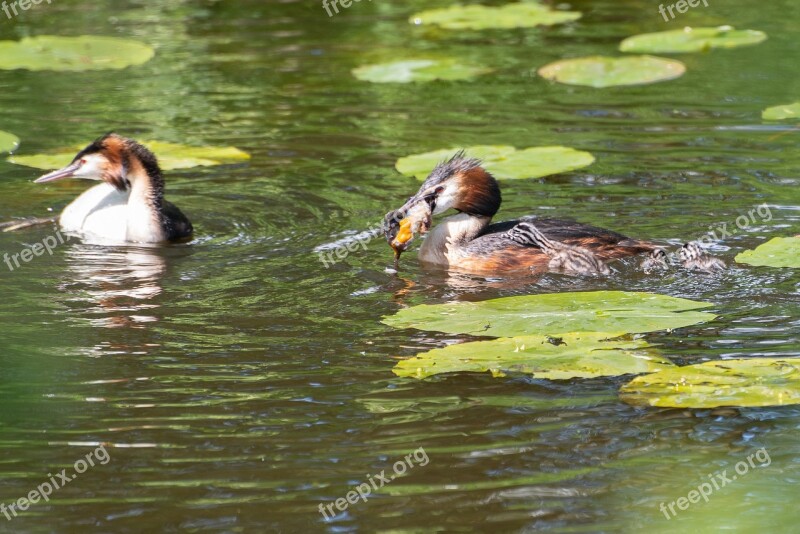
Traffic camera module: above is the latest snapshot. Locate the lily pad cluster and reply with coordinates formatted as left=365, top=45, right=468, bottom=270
left=9, top=141, right=250, bottom=171
left=384, top=291, right=716, bottom=380
left=396, top=145, right=595, bottom=180
left=387, top=293, right=800, bottom=408
left=0, top=36, right=155, bottom=71
left=354, top=1, right=581, bottom=84
left=540, top=25, right=766, bottom=88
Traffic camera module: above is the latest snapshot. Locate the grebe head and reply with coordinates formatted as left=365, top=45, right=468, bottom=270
left=384, top=151, right=501, bottom=255
left=34, top=133, right=162, bottom=193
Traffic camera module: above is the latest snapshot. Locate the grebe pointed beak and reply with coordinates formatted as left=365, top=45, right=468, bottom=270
left=34, top=161, right=82, bottom=184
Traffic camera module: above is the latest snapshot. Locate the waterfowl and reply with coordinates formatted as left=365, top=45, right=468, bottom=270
left=679, top=242, right=726, bottom=273
left=384, top=152, right=660, bottom=275
left=641, top=248, right=669, bottom=274
left=505, top=221, right=611, bottom=276
left=34, top=134, right=193, bottom=244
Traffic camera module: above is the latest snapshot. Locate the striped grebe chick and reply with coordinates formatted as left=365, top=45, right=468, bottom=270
left=641, top=248, right=669, bottom=274
left=34, top=133, right=193, bottom=244
left=679, top=242, right=726, bottom=273
left=505, top=221, right=610, bottom=275
left=384, top=152, right=660, bottom=275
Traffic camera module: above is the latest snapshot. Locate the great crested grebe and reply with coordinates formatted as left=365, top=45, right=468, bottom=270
left=679, top=242, right=726, bottom=273
left=505, top=221, right=611, bottom=275
left=384, top=152, right=665, bottom=275
left=34, top=134, right=193, bottom=244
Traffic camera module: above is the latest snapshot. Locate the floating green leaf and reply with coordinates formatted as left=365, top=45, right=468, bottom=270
left=396, top=145, right=595, bottom=180
left=621, top=358, right=800, bottom=408
left=762, top=102, right=800, bottom=120
left=394, top=332, right=675, bottom=380
left=620, top=26, right=767, bottom=54
left=410, top=2, right=581, bottom=30
left=0, top=131, right=19, bottom=154
left=8, top=141, right=250, bottom=171
left=383, top=291, right=716, bottom=338
left=352, top=59, right=490, bottom=83
left=735, top=237, right=800, bottom=268
left=0, top=36, right=155, bottom=71
left=538, top=55, right=686, bottom=88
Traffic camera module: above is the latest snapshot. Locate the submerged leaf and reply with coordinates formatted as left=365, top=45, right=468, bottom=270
left=620, top=26, right=767, bottom=54
left=621, top=358, right=800, bottom=408
left=735, top=237, right=800, bottom=268
left=538, top=55, right=685, bottom=88
left=8, top=141, right=250, bottom=171
left=410, top=2, right=581, bottom=30
left=394, top=332, right=675, bottom=380
left=0, top=36, right=154, bottom=71
left=0, top=130, right=19, bottom=154
left=383, top=291, right=716, bottom=338
left=762, top=102, right=800, bottom=120
left=396, top=145, right=594, bottom=180
left=352, top=59, right=490, bottom=83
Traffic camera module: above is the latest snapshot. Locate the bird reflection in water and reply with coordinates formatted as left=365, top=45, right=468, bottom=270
left=58, top=244, right=168, bottom=329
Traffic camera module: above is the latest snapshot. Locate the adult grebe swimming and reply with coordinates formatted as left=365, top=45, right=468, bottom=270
left=384, top=152, right=667, bottom=275
left=34, top=134, right=192, bottom=244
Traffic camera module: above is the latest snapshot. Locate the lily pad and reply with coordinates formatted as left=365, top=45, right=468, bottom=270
left=735, top=237, right=800, bottom=268
left=410, top=2, right=581, bottom=30
left=0, top=131, right=19, bottom=154
left=621, top=358, right=800, bottom=408
left=538, top=55, right=686, bottom=88
left=383, top=291, right=716, bottom=338
left=620, top=26, right=767, bottom=54
left=396, top=145, right=595, bottom=180
left=394, top=332, right=675, bottom=380
left=762, top=102, right=800, bottom=120
left=8, top=141, right=250, bottom=171
left=0, top=36, right=155, bottom=72
left=352, top=59, right=490, bottom=83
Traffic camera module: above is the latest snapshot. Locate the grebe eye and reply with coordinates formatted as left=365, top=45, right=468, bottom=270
left=80, top=158, right=87, bottom=165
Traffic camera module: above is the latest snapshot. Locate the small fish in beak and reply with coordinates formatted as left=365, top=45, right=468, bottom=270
left=384, top=202, right=432, bottom=266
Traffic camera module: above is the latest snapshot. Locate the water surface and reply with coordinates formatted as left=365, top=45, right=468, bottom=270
left=0, top=0, right=798, bottom=531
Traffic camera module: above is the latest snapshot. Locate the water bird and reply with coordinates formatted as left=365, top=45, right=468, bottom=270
left=504, top=221, right=611, bottom=276
left=384, top=152, right=661, bottom=275
left=641, top=248, right=669, bottom=274
left=679, top=242, right=726, bottom=273
left=34, top=134, right=193, bottom=244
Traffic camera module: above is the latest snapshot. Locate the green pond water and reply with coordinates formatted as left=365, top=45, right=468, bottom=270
left=0, top=0, right=798, bottom=532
